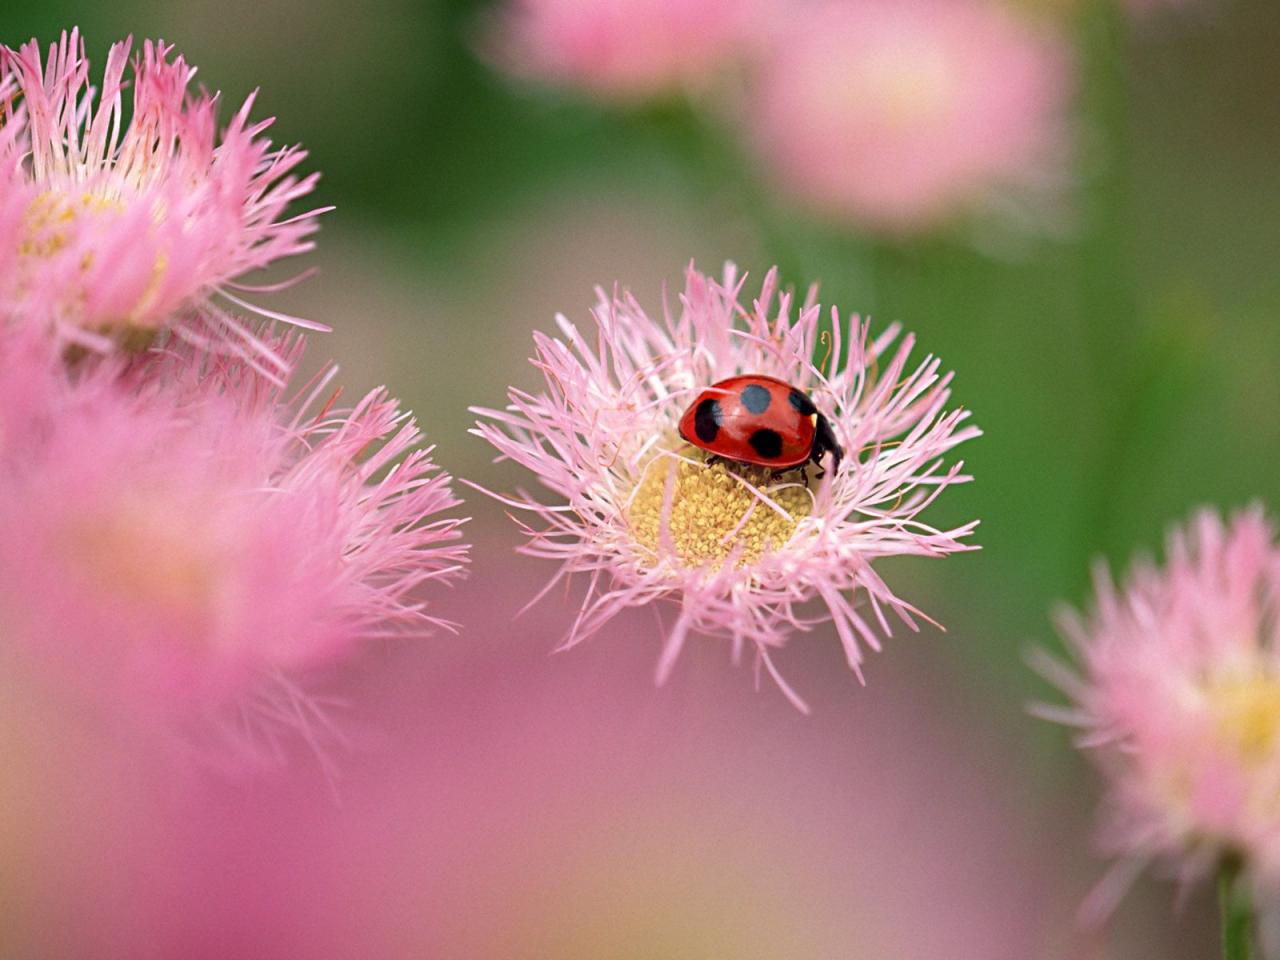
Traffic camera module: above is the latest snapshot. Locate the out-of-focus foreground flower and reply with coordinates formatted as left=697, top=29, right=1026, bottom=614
left=0, top=30, right=326, bottom=369
left=0, top=328, right=467, bottom=767
left=472, top=263, right=978, bottom=708
left=1036, top=507, right=1280, bottom=919
left=0, top=553, right=1067, bottom=959
left=484, top=0, right=769, bottom=103
left=747, top=0, right=1071, bottom=235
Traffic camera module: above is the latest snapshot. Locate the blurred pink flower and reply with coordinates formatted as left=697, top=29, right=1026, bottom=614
left=0, top=30, right=327, bottom=370
left=747, top=0, right=1071, bottom=234
left=1037, top=507, right=1280, bottom=919
left=0, top=331, right=467, bottom=767
left=485, top=0, right=768, bottom=102
left=0, top=555, right=1069, bottom=959
left=471, top=262, right=978, bottom=708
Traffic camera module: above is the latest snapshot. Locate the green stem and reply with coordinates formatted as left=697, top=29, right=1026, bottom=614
left=1220, top=861, right=1255, bottom=960
left=1073, top=0, right=1142, bottom=586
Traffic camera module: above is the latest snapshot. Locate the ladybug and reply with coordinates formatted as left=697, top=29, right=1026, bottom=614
left=677, top=374, right=844, bottom=477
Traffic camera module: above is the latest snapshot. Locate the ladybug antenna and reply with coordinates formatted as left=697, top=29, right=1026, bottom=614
left=818, top=330, right=833, bottom=374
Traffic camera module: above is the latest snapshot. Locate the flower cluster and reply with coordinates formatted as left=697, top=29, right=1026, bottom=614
left=1037, top=507, right=1280, bottom=918
left=484, top=0, right=1071, bottom=236
left=473, top=263, right=978, bottom=708
left=0, top=34, right=466, bottom=769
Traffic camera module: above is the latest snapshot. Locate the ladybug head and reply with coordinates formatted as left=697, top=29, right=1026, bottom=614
left=811, top=413, right=844, bottom=477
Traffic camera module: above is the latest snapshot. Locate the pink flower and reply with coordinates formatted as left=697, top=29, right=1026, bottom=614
left=0, top=331, right=467, bottom=766
left=485, top=0, right=768, bottom=102
left=0, top=558, right=1066, bottom=959
left=1036, top=507, right=1280, bottom=919
left=0, top=30, right=327, bottom=370
left=471, top=263, right=979, bottom=708
left=746, top=0, right=1070, bottom=234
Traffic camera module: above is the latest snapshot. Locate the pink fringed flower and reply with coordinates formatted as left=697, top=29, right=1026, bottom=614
left=1036, top=507, right=1280, bottom=919
left=0, top=30, right=326, bottom=370
left=747, top=0, right=1070, bottom=234
left=0, top=333, right=467, bottom=766
left=471, top=263, right=979, bottom=708
left=486, top=0, right=768, bottom=102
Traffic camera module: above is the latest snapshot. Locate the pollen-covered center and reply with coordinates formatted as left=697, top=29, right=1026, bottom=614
left=20, top=190, right=123, bottom=260
left=627, top=445, right=812, bottom=569
left=60, top=498, right=232, bottom=632
left=1206, top=671, right=1280, bottom=766
left=18, top=189, right=168, bottom=338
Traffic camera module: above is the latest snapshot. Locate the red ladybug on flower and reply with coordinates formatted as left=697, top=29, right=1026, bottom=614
left=678, top=374, right=843, bottom=476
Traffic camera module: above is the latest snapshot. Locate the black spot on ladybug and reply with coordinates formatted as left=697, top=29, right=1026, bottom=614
left=748, top=428, right=784, bottom=459
left=788, top=389, right=816, bottom=416
left=740, top=383, right=771, bottom=414
left=694, top=398, right=723, bottom=443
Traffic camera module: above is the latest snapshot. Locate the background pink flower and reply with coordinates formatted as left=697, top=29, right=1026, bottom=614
left=0, top=334, right=467, bottom=766
left=485, top=0, right=770, bottom=102
left=1037, top=507, right=1280, bottom=917
left=0, top=30, right=326, bottom=369
left=747, top=0, right=1071, bottom=234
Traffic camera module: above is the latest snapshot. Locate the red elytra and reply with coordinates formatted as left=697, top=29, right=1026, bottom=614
left=677, top=374, right=843, bottom=474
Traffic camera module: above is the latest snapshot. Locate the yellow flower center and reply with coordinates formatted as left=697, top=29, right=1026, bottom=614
left=18, top=189, right=168, bottom=341
left=856, top=42, right=954, bottom=130
left=61, top=500, right=231, bottom=630
left=1207, top=671, right=1280, bottom=766
left=20, top=190, right=122, bottom=260
left=627, top=445, right=812, bottom=569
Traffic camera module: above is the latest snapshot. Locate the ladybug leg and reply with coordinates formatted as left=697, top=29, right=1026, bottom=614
left=808, top=444, right=825, bottom=481
left=812, top=414, right=844, bottom=481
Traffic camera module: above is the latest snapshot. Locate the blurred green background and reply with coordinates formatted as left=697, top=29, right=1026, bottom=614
left=4, top=0, right=1280, bottom=956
